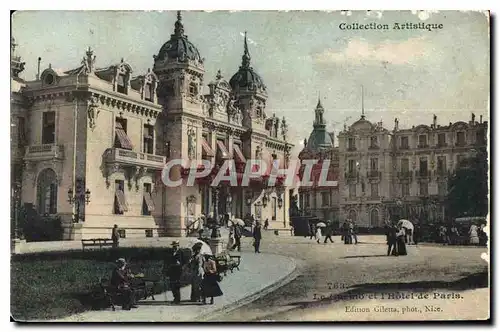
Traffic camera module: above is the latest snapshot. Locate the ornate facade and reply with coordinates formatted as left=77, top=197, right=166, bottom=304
left=299, top=106, right=488, bottom=228
left=11, top=12, right=293, bottom=239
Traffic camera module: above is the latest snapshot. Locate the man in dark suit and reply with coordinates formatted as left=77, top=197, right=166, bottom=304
left=323, top=220, right=334, bottom=243
left=110, top=258, right=137, bottom=310
left=232, top=224, right=242, bottom=252
left=164, top=241, right=184, bottom=304
left=253, top=222, right=262, bottom=253
left=386, top=223, right=398, bottom=256
left=111, top=224, right=120, bottom=249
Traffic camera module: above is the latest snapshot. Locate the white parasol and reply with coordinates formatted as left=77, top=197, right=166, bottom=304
left=231, top=218, right=245, bottom=226
left=398, top=219, right=414, bottom=231
left=316, top=222, right=327, bottom=228
left=189, top=239, right=213, bottom=255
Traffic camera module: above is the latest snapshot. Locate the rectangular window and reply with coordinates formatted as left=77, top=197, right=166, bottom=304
left=370, top=158, right=378, bottom=171
left=419, top=157, right=428, bottom=173
left=322, top=192, right=330, bottom=206
left=42, top=111, right=56, bottom=144
left=437, top=156, right=446, bottom=173
left=456, top=154, right=466, bottom=168
left=370, top=136, right=378, bottom=148
left=438, top=133, right=446, bottom=146
left=456, top=131, right=466, bottom=146
left=142, top=183, right=154, bottom=216
left=401, top=158, right=409, bottom=172
left=304, top=193, right=310, bottom=208
left=114, top=180, right=127, bottom=214
left=402, top=183, right=410, bottom=197
left=438, top=182, right=447, bottom=196
left=144, top=83, right=153, bottom=102
left=114, top=118, right=133, bottom=150
left=419, top=182, right=428, bottom=196
left=348, top=137, right=355, bottom=150
left=348, top=160, right=355, bottom=173
left=165, top=141, right=171, bottom=159
left=349, top=184, right=356, bottom=198
left=418, top=134, right=427, bottom=147
left=17, top=117, right=26, bottom=147
left=400, top=136, right=409, bottom=149
left=145, top=229, right=153, bottom=237
left=117, top=74, right=127, bottom=94
left=272, top=197, right=277, bottom=220
left=143, top=124, right=154, bottom=154
left=370, top=183, right=379, bottom=198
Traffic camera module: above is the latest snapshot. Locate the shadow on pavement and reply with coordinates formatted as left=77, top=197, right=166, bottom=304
left=284, top=270, right=488, bottom=309
left=340, top=255, right=390, bottom=258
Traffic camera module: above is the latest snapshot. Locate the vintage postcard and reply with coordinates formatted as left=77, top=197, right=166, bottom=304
left=10, top=10, right=490, bottom=322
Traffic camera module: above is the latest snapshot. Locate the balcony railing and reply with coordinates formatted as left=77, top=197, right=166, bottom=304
left=417, top=144, right=429, bottom=149
left=368, top=145, right=379, bottom=150
left=347, top=146, right=357, bottom=152
left=105, top=147, right=166, bottom=169
left=397, top=171, right=412, bottom=179
left=436, top=142, right=448, bottom=148
left=415, top=170, right=431, bottom=178
left=399, top=145, right=410, bottom=150
left=455, top=141, right=467, bottom=147
left=435, top=169, right=449, bottom=178
left=367, top=170, right=381, bottom=178
left=25, top=144, right=64, bottom=161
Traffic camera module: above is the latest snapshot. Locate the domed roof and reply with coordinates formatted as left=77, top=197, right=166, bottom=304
left=350, top=115, right=373, bottom=131
left=306, top=129, right=333, bottom=151
left=229, top=32, right=266, bottom=93
left=156, top=12, right=202, bottom=63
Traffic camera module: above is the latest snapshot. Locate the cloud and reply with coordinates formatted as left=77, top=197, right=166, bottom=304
left=313, top=36, right=431, bottom=66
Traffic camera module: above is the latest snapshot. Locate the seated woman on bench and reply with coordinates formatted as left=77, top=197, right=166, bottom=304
left=110, top=258, right=140, bottom=310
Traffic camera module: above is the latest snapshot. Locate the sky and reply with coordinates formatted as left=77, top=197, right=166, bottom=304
left=11, top=10, right=490, bottom=157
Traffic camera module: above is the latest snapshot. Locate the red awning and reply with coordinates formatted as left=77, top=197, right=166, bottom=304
left=233, top=144, right=246, bottom=163
left=143, top=193, right=155, bottom=212
left=216, top=141, right=231, bottom=159
left=115, top=190, right=128, bottom=212
left=115, top=122, right=133, bottom=150
left=201, top=139, right=215, bottom=157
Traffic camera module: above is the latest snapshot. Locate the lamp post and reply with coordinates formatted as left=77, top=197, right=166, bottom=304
left=67, top=187, right=91, bottom=223
left=278, top=193, right=284, bottom=227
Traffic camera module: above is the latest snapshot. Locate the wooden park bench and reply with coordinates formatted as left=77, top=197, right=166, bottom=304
left=93, top=276, right=157, bottom=311
left=215, top=252, right=242, bottom=276
left=82, top=238, right=114, bottom=251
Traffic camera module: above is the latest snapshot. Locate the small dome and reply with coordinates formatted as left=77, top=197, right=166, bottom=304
left=229, top=67, right=266, bottom=92
left=156, top=12, right=202, bottom=63
left=229, top=32, right=266, bottom=93
left=350, top=115, right=373, bottom=131
left=306, top=129, right=333, bottom=151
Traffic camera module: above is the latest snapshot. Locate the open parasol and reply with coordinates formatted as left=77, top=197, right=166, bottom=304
left=190, top=239, right=213, bottom=255
left=398, top=219, right=414, bottom=231
left=316, top=222, right=327, bottom=228
left=231, top=218, right=245, bottom=226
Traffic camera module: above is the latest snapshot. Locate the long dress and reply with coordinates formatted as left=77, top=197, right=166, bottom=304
left=189, top=253, right=205, bottom=302
left=469, top=225, right=479, bottom=245
left=202, top=259, right=223, bottom=299
left=396, top=228, right=407, bottom=256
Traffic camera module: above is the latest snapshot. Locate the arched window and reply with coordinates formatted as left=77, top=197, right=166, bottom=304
left=37, top=168, right=58, bottom=215
left=370, top=209, right=379, bottom=227
left=348, top=209, right=357, bottom=222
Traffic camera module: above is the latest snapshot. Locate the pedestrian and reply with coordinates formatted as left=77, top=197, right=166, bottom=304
left=110, top=258, right=138, bottom=310
left=231, top=223, right=242, bottom=252
left=469, top=224, right=479, bottom=245
left=253, top=221, right=262, bottom=253
left=264, top=218, right=269, bottom=230
left=310, top=223, right=316, bottom=240
left=202, top=255, right=223, bottom=305
left=111, top=224, right=120, bottom=249
left=395, top=224, right=407, bottom=255
left=164, top=241, right=184, bottom=304
left=450, top=224, right=460, bottom=245
left=315, top=225, right=322, bottom=244
left=189, top=244, right=205, bottom=302
left=227, top=226, right=235, bottom=251
left=386, top=222, right=397, bottom=256
left=323, top=221, right=334, bottom=243
left=349, top=220, right=358, bottom=244
left=439, top=225, right=448, bottom=245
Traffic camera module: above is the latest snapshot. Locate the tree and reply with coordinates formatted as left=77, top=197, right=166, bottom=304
left=446, top=148, right=489, bottom=218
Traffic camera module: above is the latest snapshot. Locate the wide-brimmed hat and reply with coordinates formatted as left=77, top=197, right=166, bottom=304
left=116, top=258, right=126, bottom=265
left=171, top=240, right=180, bottom=246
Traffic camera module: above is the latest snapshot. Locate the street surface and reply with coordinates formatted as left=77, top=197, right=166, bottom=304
left=207, top=234, right=489, bottom=321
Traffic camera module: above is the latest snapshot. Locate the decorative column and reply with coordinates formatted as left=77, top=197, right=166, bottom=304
left=212, top=186, right=219, bottom=222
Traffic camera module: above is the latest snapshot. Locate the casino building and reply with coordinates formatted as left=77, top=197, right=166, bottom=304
left=10, top=12, right=293, bottom=240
